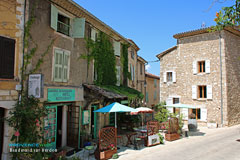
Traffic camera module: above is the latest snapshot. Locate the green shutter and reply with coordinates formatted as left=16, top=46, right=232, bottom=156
left=116, top=66, right=120, bottom=86
left=51, top=4, right=58, bottom=30
left=154, top=79, right=157, bottom=87
left=72, top=18, right=85, bottom=38
left=54, top=49, right=63, bottom=82
left=154, top=91, right=157, bottom=100
left=113, top=41, right=120, bottom=56
left=63, top=51, right=70, bottom=82
left=146, top=92, right=149, bottom=102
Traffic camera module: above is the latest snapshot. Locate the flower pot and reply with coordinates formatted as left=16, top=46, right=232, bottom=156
left=188, top=119, right=197, bottom=132
left=100, top=148, right=117, bottom=160
left=165, top=133, right=180, bottom=141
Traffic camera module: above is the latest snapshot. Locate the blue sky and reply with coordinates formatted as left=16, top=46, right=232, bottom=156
left=74, top=0, right=234, bottom=76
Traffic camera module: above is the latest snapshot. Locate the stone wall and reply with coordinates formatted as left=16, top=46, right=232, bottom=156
left=159, top=31, right=229, bottom=126
left=223, top=31, right=240, bottom=126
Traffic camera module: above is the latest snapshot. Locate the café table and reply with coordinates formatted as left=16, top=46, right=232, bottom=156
left=125, top=132, right=137, bottom=146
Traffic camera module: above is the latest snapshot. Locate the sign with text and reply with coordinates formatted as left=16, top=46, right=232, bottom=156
left=28, top=74, right=44, bottom=98
left=148, top=134, right=160, bottom=146
left=47, top=88, right=75, bottom=102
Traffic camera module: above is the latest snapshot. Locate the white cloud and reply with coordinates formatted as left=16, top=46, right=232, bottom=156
left=145, top=64, right=150, bottom=71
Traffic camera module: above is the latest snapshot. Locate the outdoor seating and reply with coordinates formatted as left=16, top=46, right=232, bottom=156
left=125, top=132, right=137, bottom=146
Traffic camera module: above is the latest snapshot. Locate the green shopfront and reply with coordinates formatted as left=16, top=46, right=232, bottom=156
left=44, top=88, right=81, bottom=150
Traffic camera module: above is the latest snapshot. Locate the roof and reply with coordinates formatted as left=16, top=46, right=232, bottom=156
left=137, top=56, right=147, bottom=64
left=83, top=84, right=127, bottom=100
left=156, top=46, right=177, bottom=59
left=145, top=72, right=160, bottom=79
left=53, top=0, right=131, bottom=44
left=128, top=39, right=140, bottom=51
left=173, top=26, right=240, bottom=39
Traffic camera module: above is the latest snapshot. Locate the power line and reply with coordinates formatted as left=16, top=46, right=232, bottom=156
left=146, top=60, right=160, bottom=64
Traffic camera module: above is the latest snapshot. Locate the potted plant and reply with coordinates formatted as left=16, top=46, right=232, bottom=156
left=207, top=120, right=217, bottom=128
left=188, top=113, right=197, bottom=132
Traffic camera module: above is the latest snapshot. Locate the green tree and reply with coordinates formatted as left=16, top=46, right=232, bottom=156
left=154, top=102, right=169, bottom=123
left=213, top=0, right=240, bottom=30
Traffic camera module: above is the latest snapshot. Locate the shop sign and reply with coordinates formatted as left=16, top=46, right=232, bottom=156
left=47, top=88, right=75, bottom=102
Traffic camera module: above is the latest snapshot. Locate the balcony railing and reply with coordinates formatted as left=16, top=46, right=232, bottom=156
left=57, top=21, right=70, bottom=36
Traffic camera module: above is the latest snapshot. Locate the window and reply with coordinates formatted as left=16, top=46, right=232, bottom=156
left=146, top=92, right=149, bottom=102
left=53, top=48, right=70, bottom=82
left=131, top=49, right=134, bottom=59
left=191, top=109, right=201, bottom=120
left=116, top=66, right=121, bottom=86
left=0, top=36, right=15, bottom=79
left=173, top=98, right=179, bottom=104
left=154, top=90, right=157, bottom=100
left=57, top=14, right=70, bottom=36
left=140, top=63, right=143, bottom=75
left=193, top=60, right=210, bottom=74
left=51, top=4, right=85, bottom=38
left=167, top=72, right=172, bottom=82
left=198, top=61, right=205, bottom=73
left=198, top=85, right=207, bottom=98
left=154, top=79, right=157, bottom=87
left=113, top=40, right=120, bottom=56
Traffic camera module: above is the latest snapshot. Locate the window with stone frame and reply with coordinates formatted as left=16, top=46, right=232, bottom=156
left=191, top=108, right=201, bottom=120
left=131, top=49, right=134, bottom=59
left=198, top=85, right=207, bottom=98
left=198, top=61, right=205, bottom=73
left=140, top=63, right=143, bottom=75
left=167, top=72, right=173, bottom=82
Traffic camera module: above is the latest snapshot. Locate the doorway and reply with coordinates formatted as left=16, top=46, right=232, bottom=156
left=56, top=106, right=63, bottom=148
left=0, top=108, right=4, bottom=160
left=91, top=104, right=99, bottom=139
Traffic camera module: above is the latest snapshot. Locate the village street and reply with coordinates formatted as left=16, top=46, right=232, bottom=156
left=116, top=125, right=240, bottom=160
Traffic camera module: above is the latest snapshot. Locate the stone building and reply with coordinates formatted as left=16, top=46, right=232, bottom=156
left=0, top=0, right=25, bottom=159
left=156, top=27, right=240, bottom=127
left=145, top=72, right=160, bottom=108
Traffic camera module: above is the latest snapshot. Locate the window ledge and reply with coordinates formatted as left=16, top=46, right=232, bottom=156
left=54, top=31, right=74, bottom=41
left=196, top=98, right=207, bottom=101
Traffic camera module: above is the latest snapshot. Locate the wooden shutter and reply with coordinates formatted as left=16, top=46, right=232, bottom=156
left=207, top=85, right=212, bottom=99
left=205, top=60, right=210, bottom=73
left=54, top=49, right=63, bottom=82
left=72, top=18, right=85, bottom=38
left=163, top=72, right=167, bottom=83
left=193, top=61, right=197, bottom=74
left=154, top=91, right=157, bottom=100
left=50, top=4, right=58, bottom=30
left=63, top=51, right=70, bottom=82
left=130, top=64, right=133, bottom=80
left=113, top=41, right=120, bottom=56
left=181, top=108, right=188, bottom=120
left=146, top=92, right=149, bottom=102
left=116, top=66, right=120, bottom=86
left=154, top=79, right=157, bottom=87
left=172, top=71, right=176, bottom=82
left=132, top=65, right=135, bottom=81
left=0, top=36, right=15, bottom=79
left=192, top=85, right=197, bottom=99
left=91, top=28, right=96, bottom=41
left=200, top=108, right=207, bottom=122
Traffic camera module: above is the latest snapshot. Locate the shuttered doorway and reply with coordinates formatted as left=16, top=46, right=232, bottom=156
left=67, top=105, right=80, bottom=148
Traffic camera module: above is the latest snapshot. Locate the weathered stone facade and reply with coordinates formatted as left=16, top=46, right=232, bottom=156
left=157, top=28, right=240, bottom=127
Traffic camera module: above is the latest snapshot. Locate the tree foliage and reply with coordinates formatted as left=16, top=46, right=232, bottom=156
left=212, top=0, right=240, bottom=30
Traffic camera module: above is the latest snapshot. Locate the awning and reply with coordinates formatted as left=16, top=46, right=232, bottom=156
left=164, top=103, right=196, bottom=109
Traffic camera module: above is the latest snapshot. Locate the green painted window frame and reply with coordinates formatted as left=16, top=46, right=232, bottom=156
left=53, top=48, right=70, bottom=82
left=154, top=79, right=157, bottom=87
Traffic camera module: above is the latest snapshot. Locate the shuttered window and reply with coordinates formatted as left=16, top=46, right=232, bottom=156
left=53, top=48, right=70, bottom=82
left=0, top=36, right=15, bottom=79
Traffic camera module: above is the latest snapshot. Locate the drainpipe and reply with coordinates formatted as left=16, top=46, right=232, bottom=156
left=219, top=31, right=223, bottom=127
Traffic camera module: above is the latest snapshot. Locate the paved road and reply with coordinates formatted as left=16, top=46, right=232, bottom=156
left=117, top=125, right=240, bottom=160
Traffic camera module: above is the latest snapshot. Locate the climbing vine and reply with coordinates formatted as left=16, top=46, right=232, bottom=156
left=5, top=1, right=55, bottom=159
left=121, top=43, right=130, bottom=86
left=82, top=31, right=117, bottom=85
